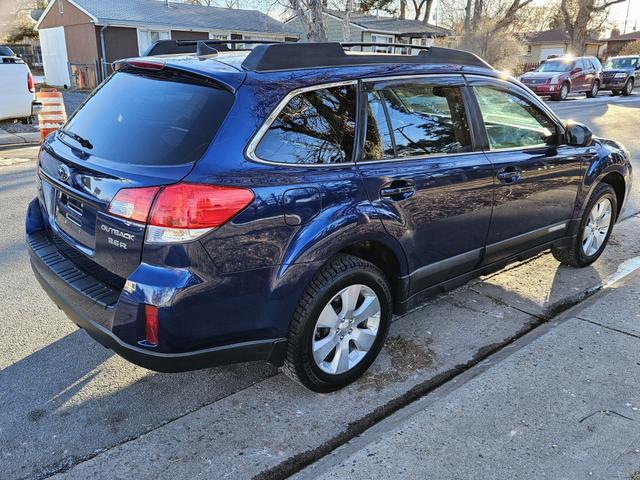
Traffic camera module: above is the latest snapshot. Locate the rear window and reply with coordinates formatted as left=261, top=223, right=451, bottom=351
left=0, top=46, right=15, bottom=56
left=63, top=69, right=234, bottom=166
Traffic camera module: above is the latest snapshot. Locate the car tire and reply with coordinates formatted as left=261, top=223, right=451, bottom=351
left=586, top=80, right=599, bottom=98
left=283, top=254, right=392, bottom=392
left=622, top=78, right=634, bottom=96
left=552, top=82, right=569, bottom=101
left=552, top=183, right=617, bottom=268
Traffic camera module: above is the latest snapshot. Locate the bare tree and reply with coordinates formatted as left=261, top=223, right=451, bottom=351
left=288, top=0, right=328, bottom=41
left=489, top=0, right=536, bottom=34
left=185, top=0, right=217, bottom=5
left=619, top=39, right=640, bottom=56
left=411, top=0, right=435, bottom=22
left=560, top=0, right=626, bottom=54
left=342, top=0, right=353, bottom=41
left=400, top=0, right=407, bottom=19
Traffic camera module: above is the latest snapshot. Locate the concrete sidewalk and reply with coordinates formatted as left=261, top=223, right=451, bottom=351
left=301, top=268, right=640, bottom=480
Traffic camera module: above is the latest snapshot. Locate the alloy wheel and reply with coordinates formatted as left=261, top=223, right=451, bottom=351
left=582, top=197, right=613, bottom=257
left=311, top=284, right=381, bottom=375
left=591, top=82, right=599, bottom=97
left=560, top=84, right=568, bottom=100
left=625, top=79, right=634, bottom=95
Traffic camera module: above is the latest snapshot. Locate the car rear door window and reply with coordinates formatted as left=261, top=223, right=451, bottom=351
left=365, top=82, right=472, bottom=159
left=63, top=69, right=235, bottom=166
left=254, top=85, right=357, bottom=165
left=473, top=86, right=557, bottom=150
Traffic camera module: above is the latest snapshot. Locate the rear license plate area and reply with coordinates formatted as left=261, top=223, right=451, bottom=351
left=55, top=190, right=96, bottom=250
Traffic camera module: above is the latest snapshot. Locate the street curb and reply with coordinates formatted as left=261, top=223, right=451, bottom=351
left=294, top=267, right=640, bottom=480
left=0, top=143, right=39, bottom=150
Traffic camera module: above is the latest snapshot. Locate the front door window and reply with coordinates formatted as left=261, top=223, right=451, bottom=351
left=473, top=86, right=557, bottom=150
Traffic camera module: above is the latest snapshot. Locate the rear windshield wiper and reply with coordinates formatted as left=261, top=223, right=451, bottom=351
left=58, top=128, right=93, bottom=149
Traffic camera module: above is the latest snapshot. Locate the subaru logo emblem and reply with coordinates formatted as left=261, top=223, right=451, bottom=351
left=57, top=164, right=70, bottom=182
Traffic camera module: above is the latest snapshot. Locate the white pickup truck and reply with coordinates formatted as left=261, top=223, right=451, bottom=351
left=0, top=46, right=39, bottom=122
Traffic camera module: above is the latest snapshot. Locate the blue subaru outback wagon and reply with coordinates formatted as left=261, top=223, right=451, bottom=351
left=27, top=41, right=632, bottom=391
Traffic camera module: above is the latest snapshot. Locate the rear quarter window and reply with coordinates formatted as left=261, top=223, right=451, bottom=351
left=253, top=85, right=357, bottom=165
left=63, top=69, right=234, bottom=166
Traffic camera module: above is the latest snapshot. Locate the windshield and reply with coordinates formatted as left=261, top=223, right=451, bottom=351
left=604, top=57, right=638, bottom=69
left=536, top=60, right=573, bottom=73
left=63, top=69, right=234, bottom=166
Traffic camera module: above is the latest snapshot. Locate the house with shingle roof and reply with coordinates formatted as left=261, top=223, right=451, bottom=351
left=286, top=9, right=449, bottom=52
left=602, top=30, right=640, bottom=57
left=35, top=0, right=298, bottom=87
left=520, top=29, right=603, bottom=63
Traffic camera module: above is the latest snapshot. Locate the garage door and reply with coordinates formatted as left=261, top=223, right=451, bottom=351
left=539, top=47, right=566, bottom=62
left=40, top=27, right=71, bottom=87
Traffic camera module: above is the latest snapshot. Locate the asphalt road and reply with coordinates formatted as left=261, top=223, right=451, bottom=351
left=545, top=91, right=640, bottom=215
left=0, top=94, right=639, bottom=480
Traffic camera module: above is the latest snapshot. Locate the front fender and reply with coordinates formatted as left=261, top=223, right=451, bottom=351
left=575, top=139, right=632, bottom=219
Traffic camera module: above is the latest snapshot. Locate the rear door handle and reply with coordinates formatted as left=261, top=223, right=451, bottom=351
left=496, top=166, right=523, bottom=184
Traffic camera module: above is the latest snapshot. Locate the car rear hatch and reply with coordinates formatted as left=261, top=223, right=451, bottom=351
left=37, top=61, right=238, bottom=284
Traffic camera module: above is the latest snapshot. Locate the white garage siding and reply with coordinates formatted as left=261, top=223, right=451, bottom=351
left=39, top=27, right=71, bottom=87
left=539, top=46, right=567, bottom=62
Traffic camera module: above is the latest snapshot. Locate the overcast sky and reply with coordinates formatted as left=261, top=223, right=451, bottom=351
left=609, top=0, right=639, bottom=33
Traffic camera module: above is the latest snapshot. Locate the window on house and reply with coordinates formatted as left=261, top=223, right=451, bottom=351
left=137, top=30, right=170, bottom=56
left=371, top=34, right=394, bottom=53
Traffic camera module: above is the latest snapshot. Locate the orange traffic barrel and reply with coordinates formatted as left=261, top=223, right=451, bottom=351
left=36, top=88, right=67, bottom=143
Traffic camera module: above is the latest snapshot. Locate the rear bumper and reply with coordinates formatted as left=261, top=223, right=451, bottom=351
left=27, top=227, right=287, bottom=372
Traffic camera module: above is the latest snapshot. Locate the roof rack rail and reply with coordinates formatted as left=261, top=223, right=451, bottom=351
left=241, top=42, right=492, bottom=72
left=342, top=41, right=430, bottom=51
left=145, top=39, right=286, bottom=57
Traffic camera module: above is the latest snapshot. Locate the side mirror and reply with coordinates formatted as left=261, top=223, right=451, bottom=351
left=565, top=121, right=593, bottom=147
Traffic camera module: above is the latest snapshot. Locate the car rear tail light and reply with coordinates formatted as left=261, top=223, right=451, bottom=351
left=107, top=183, right=254, bottom=243
left=107, top=186, right=160, bottom=223
left=145, top=183, right=254, bottom=244
left=27, top=71, right=34, bottom=93
left=143, top=304, right=159, bottom=346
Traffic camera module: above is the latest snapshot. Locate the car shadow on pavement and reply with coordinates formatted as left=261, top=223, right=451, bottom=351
left=0, top=326, right=277, bottom=479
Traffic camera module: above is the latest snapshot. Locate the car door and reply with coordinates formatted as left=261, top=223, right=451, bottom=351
left=356, top=75, right=495, bottom=295
left=569, top=59, right=585, bottom=91
left=466, top=76, right=584, bottom=265
left=583, top=58, right=597, bottom=90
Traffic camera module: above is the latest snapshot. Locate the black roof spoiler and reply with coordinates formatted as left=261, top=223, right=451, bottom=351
left=145, top=40, right=492, bottom=72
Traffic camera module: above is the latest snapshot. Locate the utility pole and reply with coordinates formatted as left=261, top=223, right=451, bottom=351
left=623, top=0, right=630, bottom=34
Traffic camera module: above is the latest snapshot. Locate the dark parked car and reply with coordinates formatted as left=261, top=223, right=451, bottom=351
left=26, top=41, right=632, bottom=392
left=519, top=56, right=603, bottom=100
left=602, top=55, right=639, bottom=96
